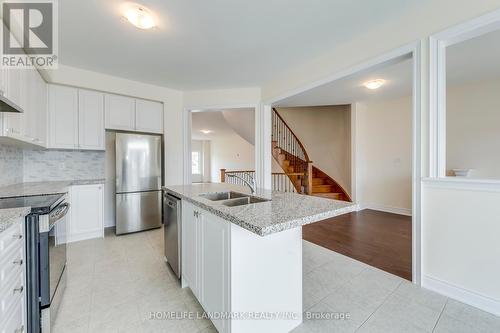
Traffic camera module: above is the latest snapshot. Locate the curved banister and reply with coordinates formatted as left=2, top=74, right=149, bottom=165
left=272, top=108, right=311, bottom=162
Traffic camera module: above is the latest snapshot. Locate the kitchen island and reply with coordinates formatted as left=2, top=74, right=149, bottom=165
left=165, top=183, right=357, bottom=333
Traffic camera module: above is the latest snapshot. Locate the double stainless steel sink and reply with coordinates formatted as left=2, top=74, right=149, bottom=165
left=199, top=191, right=270, bottom=207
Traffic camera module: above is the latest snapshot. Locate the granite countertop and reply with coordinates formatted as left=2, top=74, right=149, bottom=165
left=164, top=183, right=357, bottom=236
left=0, top=179, right=106, bottom=198
left=0, top=207, right=31, bottom=233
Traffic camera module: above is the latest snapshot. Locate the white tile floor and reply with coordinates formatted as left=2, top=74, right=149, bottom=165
left=54, top=227, right=500, bottom=333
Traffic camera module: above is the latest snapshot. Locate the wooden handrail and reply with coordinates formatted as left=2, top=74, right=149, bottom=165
left=272, top=108, right=311, bottom=162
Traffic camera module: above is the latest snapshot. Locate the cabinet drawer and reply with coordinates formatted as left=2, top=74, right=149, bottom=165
left=0, top=223, right=23, bottom=255
left=0, top=296, right=24, bottom=333
left=0, top=272, right=23, bottom=321
left=0, top=246, right=23, bottom=290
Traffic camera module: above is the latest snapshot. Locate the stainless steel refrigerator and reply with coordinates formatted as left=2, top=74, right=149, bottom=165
left=115, top=133, right=163, bottom=235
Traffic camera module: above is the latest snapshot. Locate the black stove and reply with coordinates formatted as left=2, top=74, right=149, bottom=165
left=0, top=194, right=65, bottom=214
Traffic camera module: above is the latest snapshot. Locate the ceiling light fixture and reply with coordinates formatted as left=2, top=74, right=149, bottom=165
left=200, top=129, right=213, bottom=134
left=123, top=4, right=156, bottom=30
left=363, top=79, right=385, bottom=90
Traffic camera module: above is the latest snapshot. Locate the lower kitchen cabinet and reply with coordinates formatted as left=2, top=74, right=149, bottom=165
left=182, top=201, right=230, bottom=332
left=181, top=200, right=303, bottom=333
left=201, top=210, right=231, bottom=332
left=0, top=218, right=26, bottom=333
left=68, top=184, right=104, bottom=243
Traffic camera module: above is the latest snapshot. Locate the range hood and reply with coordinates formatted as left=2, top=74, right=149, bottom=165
left=0, top=94, right=23, bottom=113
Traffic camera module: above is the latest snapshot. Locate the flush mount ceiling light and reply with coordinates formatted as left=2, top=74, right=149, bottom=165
left=363, top=79, right=386, bottom=90
left=200, top=129, right=213, bottom=134
left=123, top=4, right=156, bottom=30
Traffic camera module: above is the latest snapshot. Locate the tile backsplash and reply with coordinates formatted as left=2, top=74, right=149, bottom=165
left=0, top=144, right=105, bottom=186
left=0, top=144, right=24, bottom=187
left=24, top=149, right=105, bottom=182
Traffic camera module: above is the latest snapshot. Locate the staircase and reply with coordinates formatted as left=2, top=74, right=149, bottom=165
left=271, top=108, right=351, bottom=202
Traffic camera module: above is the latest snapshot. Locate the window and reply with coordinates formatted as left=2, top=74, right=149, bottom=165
left=192, top=151, right=201, bottom=175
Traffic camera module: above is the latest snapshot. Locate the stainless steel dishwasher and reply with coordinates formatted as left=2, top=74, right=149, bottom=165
left=164, top=191, right=182, bottom=279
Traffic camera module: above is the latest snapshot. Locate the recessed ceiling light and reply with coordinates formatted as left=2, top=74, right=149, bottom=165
left=123, top=4, right=156, bottom=30
left=200, top=129, right=213, bottom=134
left=363, top=79, right=385, bottom=90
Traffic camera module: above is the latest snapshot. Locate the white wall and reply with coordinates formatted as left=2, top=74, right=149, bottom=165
left=422, top=182, right=500, bottom=315
left=447, top=79, right=500, bottom=178
left=276, top=106, right=351, bottom=193
left=183, top=88, right=261, bottom=110
left=353, top=97, right=413, bottom=214
left=210, top=132, right=255, bottom=183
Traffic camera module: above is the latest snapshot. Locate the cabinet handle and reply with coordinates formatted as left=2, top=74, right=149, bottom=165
left=13, top=259, right=23, bottom=266
left=13, top=286, right=23, bottom=294
left=14, top=326, right=24, bottom=333
left=12, top=234, right=22, bottom=240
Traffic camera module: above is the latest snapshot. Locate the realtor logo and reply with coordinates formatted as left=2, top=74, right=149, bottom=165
left=1, top=0, right=58, bottom=68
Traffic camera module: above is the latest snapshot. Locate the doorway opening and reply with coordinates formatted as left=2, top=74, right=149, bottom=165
left=267, top=49, right=419, bottom=282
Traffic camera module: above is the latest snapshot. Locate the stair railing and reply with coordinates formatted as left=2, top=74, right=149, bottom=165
left=221, top=169, right=297, bottom=193
left=272, top=108, right=313, bottom=194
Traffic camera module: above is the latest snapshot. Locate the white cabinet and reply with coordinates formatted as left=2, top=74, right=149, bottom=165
left=182, top=201, right=200, bottom=297
left=78, top=89, right=105, bottom=150
left=1, top=66, right=48, bottom=147
left=48, top=85, right=105, bottom=150
left=68, top=184, right=104, bottom=243
left=181, top=199, right=303, bottom=333
left=104, top=94, right=135, bottom=131
left=0, top=218, right=26, bottom=333
left=201, top=211, right=230, bottom=332
left=135, top=99, right=163, bottom=134
left=105, top=93, right=163, bottom=133
left=182, top=201, right=230, bottom=333
left=48, top=84, right=79, bottom=149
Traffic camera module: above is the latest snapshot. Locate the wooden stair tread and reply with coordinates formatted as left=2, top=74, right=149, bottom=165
left=312, top=177, right=325, bottom=185
left=312, top=193, right=342, bottom=200
left=312, top=184, right=334, bottom=193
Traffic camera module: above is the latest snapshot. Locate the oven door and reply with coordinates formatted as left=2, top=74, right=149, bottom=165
left=39, top=202, right=69, bottom=308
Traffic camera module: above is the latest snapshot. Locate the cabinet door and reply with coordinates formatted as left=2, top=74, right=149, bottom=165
left=48, top=84, right=78, bottom=149
left=78, top=89, right=104, bottom=150
left=24, top=68, right=38, bottom=142
left=182, top=201, right=199, bottom=296
left=34, top=72, right=48, bottom=147
left=104, top=93, right=135, bottom=131
left=69, top=184, right=104, bottom=243
left=135, top=99, right=163, bottom=133
left=201, top=211, right=230, bottom=333
left=3, top=67, right=24, bottom=138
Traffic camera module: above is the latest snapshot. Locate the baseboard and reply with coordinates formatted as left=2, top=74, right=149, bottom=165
left=68, top=229, right=104, bottom=243
left=422, top=274, right=500, bottom=316
left=357, top=203, right=412, bottom=216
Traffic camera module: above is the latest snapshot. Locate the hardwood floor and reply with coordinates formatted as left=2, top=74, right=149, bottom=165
left=303, top=209, right=412, bottom=280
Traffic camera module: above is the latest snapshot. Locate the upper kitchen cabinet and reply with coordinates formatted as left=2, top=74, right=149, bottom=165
left=104, top=94, right=136, bottom=131
left=48, top=84, right=105, bottom=150
left=0, top=63, right=47, bottom=147
left=105, top=93, right=163, bottom=134
left=78, top=89, right=105, bottom=150
left=48, top=84, right=79, bottom=149
left=135, top=99, right=163, bottom=134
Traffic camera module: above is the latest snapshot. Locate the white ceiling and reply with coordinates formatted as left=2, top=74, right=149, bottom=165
left=191, top=108, right=254, bottom=141
left=59, top=0, right=423, bottom=90
left=275, top=55, right=413, bottom=107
